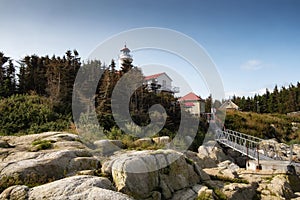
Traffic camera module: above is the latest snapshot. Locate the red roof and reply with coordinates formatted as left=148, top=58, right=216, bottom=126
left=120, top=45, right=130, bottom=52
left=144, top=73, right=164, bottom=81
left=178, top=92, right=201, bottom=101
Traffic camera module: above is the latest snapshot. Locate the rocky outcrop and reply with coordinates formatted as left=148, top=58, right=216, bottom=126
left=133, top=137, right=153, bottom=147
left=222, top=183, right=257, bottom=200
left=0, top=175, right=134, bottom=200
left=152, top=136, right=170, bottom=145
left=0, top=140, right=12, bottom=148
left=266, top=175, right=295, bottom=199
left=258, top=139, right=298, bottom=161
left=93, top=139, right=124, bottom=155
left=203, top=160, right=240, bottom=180
left=0, top=132, right=101, bottom=189
left=101, top=149, right=206, bottom=199
left=0, top=185, right=29, bottom=200
left=197, top=141, right=228, bottom=168
left=2, top=132, right=300, bottom=200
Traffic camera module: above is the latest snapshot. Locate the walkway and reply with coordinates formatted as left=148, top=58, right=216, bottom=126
left=215, top=129, right=274, bottom=160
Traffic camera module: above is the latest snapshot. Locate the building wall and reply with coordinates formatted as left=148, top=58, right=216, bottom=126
left=156, top=74, right=172, bottom=90
left=182, top=100, right=200, bottom=116
left=191, top=101, right=200, bottom=116
left=181, top=100, right=205, bottom=116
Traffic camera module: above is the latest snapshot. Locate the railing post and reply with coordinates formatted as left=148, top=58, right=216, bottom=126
left=246, top=143, right=249, bottom=167
left=256, top=145, right=262, bottom=170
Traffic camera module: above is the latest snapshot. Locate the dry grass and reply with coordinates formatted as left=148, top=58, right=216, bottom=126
left=225, top=110, right=300, bottom=142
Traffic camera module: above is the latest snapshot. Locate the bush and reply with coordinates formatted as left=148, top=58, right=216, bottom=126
left=0, top=94, right=70, bottom=135
left=0, top=173, right=54, bottom=193
left=32, top=140, right=55, bottom=151
left=210, top=175, right=249, bottom=184
left=225, top=110, right=300, bottom=142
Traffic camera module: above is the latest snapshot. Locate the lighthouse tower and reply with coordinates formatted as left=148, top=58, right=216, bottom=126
left=118, top=44, right=133, bottom=69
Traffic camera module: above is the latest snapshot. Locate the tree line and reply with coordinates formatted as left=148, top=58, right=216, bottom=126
left=232, top=83, right=300, bottom=114
left=0, top=50, right=81, bottom=114
left=0, top=50, right=208, bottom=150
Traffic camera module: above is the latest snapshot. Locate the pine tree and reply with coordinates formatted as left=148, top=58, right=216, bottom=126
left=0, top=53, right=8, bottom=97
left=120, top=59, right=133, bottom=74
left=269, top=85, right=278, bottom=113
left=297, top=82, right=300, bottom=111
left=5, top=60, right=16, bottom=96
left=205, top=94, right=212, bottom=113
left=17, top=60, right=27, bottom=94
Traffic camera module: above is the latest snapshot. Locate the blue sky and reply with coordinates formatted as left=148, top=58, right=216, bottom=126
left=0, top=0, right=299, bottom=98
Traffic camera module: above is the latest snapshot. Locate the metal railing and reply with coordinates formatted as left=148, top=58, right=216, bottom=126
left=215, top=129, right=274, bottom=160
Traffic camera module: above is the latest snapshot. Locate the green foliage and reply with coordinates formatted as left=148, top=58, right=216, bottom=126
left=196, top=192, right=213, bottom=200
left=105, top=126, right=123, bottom=140
left=32, top=140, right=54, bottom=151
left=0, top=94, right=70, bottom=135
left=210, top=175, right=249, bottom=184
left=233, top=82, right=300, bottom=114
left=0, top=173, right=55, bottom=193
left=188, top=117, right=209, bottom=151
left=288, top=139, right=300, bottom=145
left=213, top=188, right=228, bottom=200
left=225, top=110, right=300, bottom=142
left=204, top=182, right=228, bottom=200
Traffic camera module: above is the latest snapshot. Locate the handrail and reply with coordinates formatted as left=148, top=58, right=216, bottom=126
left=215, top=129, right=274, bottom=161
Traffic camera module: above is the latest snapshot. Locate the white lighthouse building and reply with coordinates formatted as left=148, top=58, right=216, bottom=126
left=118, top=44, right=133, bottom=68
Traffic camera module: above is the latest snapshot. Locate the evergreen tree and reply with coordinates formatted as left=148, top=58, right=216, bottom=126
left=120, top=59, right=133, bottom=74
left=205, top=94, right=212, bottom=113
left=4, top=60, right=16, bottom=96
left=0, top=52, right=9, bottom=97
left=0, top=53, right=16, bottom=97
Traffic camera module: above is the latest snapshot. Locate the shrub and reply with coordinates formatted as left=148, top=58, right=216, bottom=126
left=210, top=175, right=249, bottom=184
left=0, top=173, right=54, bottom=193
left=225, top=110, right=300, bottom=142
left=32, top=140, right=54, bottom=151
left=0, top=94, right=70, bottom=135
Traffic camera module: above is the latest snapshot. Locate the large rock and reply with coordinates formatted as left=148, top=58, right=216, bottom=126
left=0, top=175, right=134, bottom=200
left=0, top=149, right=100, bottom=186
left=267, top=175, right=295, bottom=199
left=222, top=183, right=257, bottom=200
left=171, top=188, right=197, bottom=200
left=204, top=160, right=239, bottom=180
left=184, top=151, right=211, bottom=181
left=197, top=141, right=228, bottom=168
left=0, top=185, right=29, bottom=200
left=194, top=185, right=215, bottom=199
left=102, top=150, right=204, bottom=199
left=0, top=139, right=12, bottom=148
left=152, top=136, right=170, bottom=145
left=93, top=140, right=123, bottom=155
left=0, top=132, right=102, bottom=190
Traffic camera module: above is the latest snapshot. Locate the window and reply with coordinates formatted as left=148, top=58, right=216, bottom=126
left=162, top=80, right=166, bottom=88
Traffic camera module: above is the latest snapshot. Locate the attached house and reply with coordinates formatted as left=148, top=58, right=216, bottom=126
left=178, top=92, right=205, bottom=116
left=219, top=100, right=239, bottom=110
left=144, top=72, right=179, bottom=94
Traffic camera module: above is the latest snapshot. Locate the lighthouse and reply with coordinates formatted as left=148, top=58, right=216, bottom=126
left=118, top=44, right=133, bottom=68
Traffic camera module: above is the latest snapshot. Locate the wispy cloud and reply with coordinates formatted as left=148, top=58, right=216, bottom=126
left=226, top=87, right=272, bottom=98
left=241, top=59, right=263, bottom=70
left=249, top=88, right=267, bottom=96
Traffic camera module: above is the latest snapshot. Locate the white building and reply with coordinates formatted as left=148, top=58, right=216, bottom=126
left=144, top=72, right=179, bottom=94
left=178, top=92, right=205, bottom=116
left=117, top=44, right=179, bottom=94
left=219, top=100, right=239, bottom=110
left=118, top=44, right=133, bottom=68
